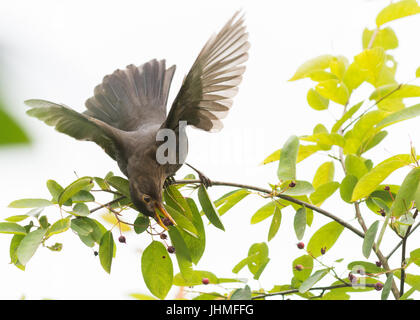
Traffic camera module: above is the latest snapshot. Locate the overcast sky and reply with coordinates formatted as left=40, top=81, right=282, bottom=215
left=0, top=0, right=419, bottom=299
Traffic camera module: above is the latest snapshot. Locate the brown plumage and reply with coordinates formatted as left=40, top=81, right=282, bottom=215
left=25, top=12, right=249, bottom=229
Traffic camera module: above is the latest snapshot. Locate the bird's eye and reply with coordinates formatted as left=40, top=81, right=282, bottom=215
left=142, top=195, right=152, bottom=203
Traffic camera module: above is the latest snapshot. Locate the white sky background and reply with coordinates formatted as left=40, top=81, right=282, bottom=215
left=0, top=0, right=419, bottom=300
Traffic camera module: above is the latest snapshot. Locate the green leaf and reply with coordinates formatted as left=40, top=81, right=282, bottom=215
left=0, top=106, right=30, bottom=145
left=351, top=154, right=414, bottom=201
left=214, top=189, right=250, bottom=216
left=391, top=167, right=420, bottom=217
left=46, top=218, right=71, bottom=237
left=8, top=198, right=52, bottom=209
left=10, top=234, right=25, bottom=270
left=99, top=231, right=114, bottom=274
left=329, top=56, right=348, bottom=80
left=345, top=155, right=369, bottom=179
left=232, top=243, right=270, bottom=280
left=313, top=162, right=334, bottom=189
left=331, top=101, right=364, bottom=133
left=72, top=190, right=95, bottom=203
left=343, top=62, right=366, bottom=92
left=281, top=180, right=315, bottom=196
left=293, top=255, right=314, bottom=283
left=197, top=185, right=224, bottom=231
left=71, top=218, right=94, bottom=236
left=340, top=175, right=358, bottom=203
left=141, top=241, right=173, bottom=299
left=376, top=0, right=420, bottom=27
left=300, top=133, right=345, bottom=148
left=251, top=201, right=279, bottom=224
left=294, top=207, right=307, bottom=240
left=377, top=103, right=420, bottom=128
left=58, top=177, right=93, bottom=206
left=16, top=228, right=47, bottom=265
left=360, top=131, right=388, bottom=154
left=289, top=55, right=334, bottom=81
left=307, top=221, right=344, bottom=258
left=409, top=248, right=420, bottom=267
left=309, top=182, right=339, bottom=206
left=307, top=88, right=329, bottom=110
left=299, top=269, right=329, bottom=293
left=0, top=222, right=27, bottom=235
left=173, top=270, right=219, bottom=286
left=277, top=135, right=299, bottom=181
left=46, top=180, right=64, bottom=203
left=362, top=221, right=380, bottom=259
left=164, top=185, right=193, bottom=220
left=133, top=214, right=149, bottom=234
left=168, top=226, right=193, bottom=277
left=347, top=261, right=384, bottom=274
left=130, top=293, right=157, bottom=300
left=382, top=273, right=393, bottom=300
left=106, top=176, right=130, bottom=198
left=261, top=144, right=320, bottom=165
left=183, top=198, right=206, bottom=264
left=316, top=79, right=349, bottom=105
left=394, top=271, right=420, bottom=292
left=164, top=205, right=198, bottom=237
left=230, top=285, right=252, bottom=300
left=71, top=203, right=90, bottom=216
left=268, top=208, right=282, bottom=241
left=416, top=66, right=420, bottom=78
left=362, top=27, right=398, bottom=50
left=4, top=215, right=29, bottom=223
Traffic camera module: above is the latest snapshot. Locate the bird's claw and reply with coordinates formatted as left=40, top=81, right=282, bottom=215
left=198, top=172, right=212, bottom=189
left=164, top=175, right=176, bottom=189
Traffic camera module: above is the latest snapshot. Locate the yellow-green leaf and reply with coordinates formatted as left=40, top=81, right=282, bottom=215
left=362, top=27, right=398, bottom=50
left=289, top=55, right=334, bottom=81
left=141, top=241, right=173, bottom=299
left=315, top=79, right=349, bottom=105
left=307, top=88, right=329, bottom=110
left=313, top=162, right=334, bottom=189
left=307, top=222, right=344, bottom=258
left=376, top=0, right=420, bottom=27
left=391, top=167, right=420, bottom=217
left=277, top=135, right=299, bottom=181
left=351, top=154, right=414, bottom=201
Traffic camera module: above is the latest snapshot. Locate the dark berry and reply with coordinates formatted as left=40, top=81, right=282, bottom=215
left=297, top=242, right=305, bottom=249
left=384, top=186, right=390, bottom=191
left=167, top=246, right=176, bottom=254
left=295, top=264, right=304, bottom=271
left=202, top=278, right=210, bottom=285
left=376, top=261, right=382, bottom=267
left=348, top=273, right=357, bottom=283
left=289, top=181, right=296, bottom=188
left=94, top=251, right=98, bottom=256
left=118, top=235, right=126, bottom=243
left=356, top=268, right=365, bottom=275
left=375, top=282, right=383, bottom=291
left=163, top=217, right=174, bottom=227
left=378, top=208, right=386, bottom=217
left=320, top=247, right=326, bottom=255
left=160, top=233, right=168, bottom=240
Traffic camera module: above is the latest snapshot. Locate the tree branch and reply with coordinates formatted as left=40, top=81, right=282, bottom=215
left=251, top=283, right=376, bottom=300
left=387, top=219, right=420, bottom=260
left=173, top=179, right=365, bottom=238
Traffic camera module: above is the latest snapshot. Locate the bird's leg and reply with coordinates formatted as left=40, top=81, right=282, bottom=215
left=163, top=175, right=176, bottom=189
left=185, top=163, right=212, bottom=188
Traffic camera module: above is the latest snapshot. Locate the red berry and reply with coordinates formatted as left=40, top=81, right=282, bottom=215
left=202, top=278, right=210, bottom=285
left=167, top=246, right=175, bottom=254
left=289, top=181, right=296, bottom=188
left=376, top=261, right=382, bottom=267
left=384, top=186, right=390, bottom=191
left=295, top=264, right=304, bottom=271
left=375, top=282, right=383, bottom=291
left=297, top=242, right=305, bottom=249
left=118, top=235, right=126, bottom=243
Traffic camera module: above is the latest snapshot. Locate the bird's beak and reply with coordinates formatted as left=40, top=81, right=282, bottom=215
left=154, top=202, right=177, bottom=230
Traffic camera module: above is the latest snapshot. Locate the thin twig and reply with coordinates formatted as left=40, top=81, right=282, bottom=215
left=90, top=196, right=126, bottom=213
left=387, top=220, right=420, bottom=260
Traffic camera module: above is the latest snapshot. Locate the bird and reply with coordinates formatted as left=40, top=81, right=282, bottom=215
left=25, top=12, right=250, bottom=230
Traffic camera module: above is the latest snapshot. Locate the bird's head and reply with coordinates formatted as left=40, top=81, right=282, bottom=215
left=129, top=174, right=175, bottom=230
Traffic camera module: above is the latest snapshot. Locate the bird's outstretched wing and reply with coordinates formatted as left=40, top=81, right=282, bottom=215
left=163, top=12, right=249, bottom=132
left=85, top=59, right=176, bottom=131
left=26, top=99, right=119, bottom=160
